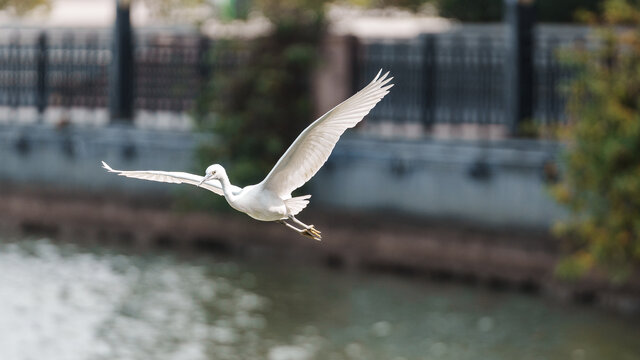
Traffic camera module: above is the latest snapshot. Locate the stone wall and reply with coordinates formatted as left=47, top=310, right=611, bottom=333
left=0, top=124, right=564, bottom=228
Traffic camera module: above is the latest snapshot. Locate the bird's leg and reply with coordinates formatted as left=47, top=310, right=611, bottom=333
left=277, top=220, right=321, bottom=241
left=289, top=216, right=322, bottom=238
left=289, top=216, right=320, bottom=233
left=277, top=220, right=304, bottom=232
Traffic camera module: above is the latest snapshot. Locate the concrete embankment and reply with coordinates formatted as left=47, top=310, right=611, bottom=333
left=0, top=124, right=565, bottom=227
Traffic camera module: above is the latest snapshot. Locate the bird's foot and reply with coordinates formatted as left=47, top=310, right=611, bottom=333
left=307, top=225, right=321, bottom=236
left=302, top=226, right=322, bottom=241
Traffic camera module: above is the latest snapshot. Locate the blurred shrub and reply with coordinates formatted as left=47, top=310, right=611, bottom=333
left=551, top=0, right=640, bottom=282
left=537, top=0, right=602, bottom=22
left=191, top=0, right=326, bottom=209
left=0, top=0, right=49, bottom=15
left=435, top=0, right=602, bottom=22
left=435, top=0, right=502, bottom=21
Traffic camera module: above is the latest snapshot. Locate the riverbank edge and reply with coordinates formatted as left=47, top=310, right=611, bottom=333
left=1, top=188, right=639, bottom=315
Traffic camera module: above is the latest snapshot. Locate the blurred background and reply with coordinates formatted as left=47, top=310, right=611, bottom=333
left=1, top=0, right=640, bottom=359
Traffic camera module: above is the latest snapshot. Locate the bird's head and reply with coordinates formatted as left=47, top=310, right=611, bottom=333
left=199, top=164, right=226, bottom=185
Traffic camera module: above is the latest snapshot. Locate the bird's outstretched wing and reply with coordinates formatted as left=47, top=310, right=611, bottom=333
left=101, top=161, right=241, bottom=196
left=260, top=70, right=393, bottom=198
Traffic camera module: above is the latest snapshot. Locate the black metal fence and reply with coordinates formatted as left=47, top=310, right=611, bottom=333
left=1, top=31, right=110, bottom=112
left=357, top=25, right=590, bottom=127
left=0, top=30, right=214, bottom=117
left=0, top=26, right=590, bottom=129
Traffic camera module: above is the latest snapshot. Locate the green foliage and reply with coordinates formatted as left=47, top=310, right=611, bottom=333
left=0, top=0, right=49, bottom=15
left=552, top=0, right=640, bottom=281
left=435, top=0, right=502, bottom=22
left=192, top=0, right=326, bottom=209
left=537, top=0, right=602, bottom=23
left=435, top=0, right=602, bottom=22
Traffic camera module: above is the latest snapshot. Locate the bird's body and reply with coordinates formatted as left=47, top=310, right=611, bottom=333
left=226, top=184, right=288, bottom=221
left=103, top=70, right=393, bottom=240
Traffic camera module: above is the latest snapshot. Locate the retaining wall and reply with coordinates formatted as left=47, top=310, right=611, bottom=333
left=0, top=124, right=565, bottom=228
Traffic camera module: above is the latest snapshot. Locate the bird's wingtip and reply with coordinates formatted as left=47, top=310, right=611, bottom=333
left=372, top=69, right=392, bottom=85
left=101, top=161, right=114, bottom=172
left=374, top=69, right=383, bottom=81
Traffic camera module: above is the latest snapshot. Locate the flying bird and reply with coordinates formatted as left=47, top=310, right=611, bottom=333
left=103, top=70, right=393, bottom=241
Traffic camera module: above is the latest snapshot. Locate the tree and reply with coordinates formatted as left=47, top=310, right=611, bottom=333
left=552, top=0, right=640, bottom=281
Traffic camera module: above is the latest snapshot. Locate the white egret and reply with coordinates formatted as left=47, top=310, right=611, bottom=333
left=102, top=70, right=393, bottom=241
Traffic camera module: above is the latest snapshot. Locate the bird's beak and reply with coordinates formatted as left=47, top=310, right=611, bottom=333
left=199, top=174, right=213, bottom=186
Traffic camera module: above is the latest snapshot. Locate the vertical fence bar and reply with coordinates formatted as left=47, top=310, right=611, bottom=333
left=36, top=32, right=48, bottom=121
left=9, top=34, right=20, bottom=111
left=421, top=34, right=436, bottom=127
left=86, top=34, right=99, bottom=111
left=439, top=37, right=451, bottom=124
left=452, top=35, right=465, bottom=124
left=478, top=36, right=491, bottom=125
left=539, top=35, right=559, bottom=125
left=61, top=33, right=74, bottom=111
left=504, top=0, right=535, bottom=135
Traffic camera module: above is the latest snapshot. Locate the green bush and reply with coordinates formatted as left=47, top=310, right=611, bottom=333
left=436, top=0, right=502, bottom=22
left=435, top=0, right=602, bottom=22
left=552, top=0, right=640, bottom=281
left=537, top=0, right=602, bottom=22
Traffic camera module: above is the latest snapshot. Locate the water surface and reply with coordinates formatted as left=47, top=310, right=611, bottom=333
left=0, top=238, right=638, bottom=360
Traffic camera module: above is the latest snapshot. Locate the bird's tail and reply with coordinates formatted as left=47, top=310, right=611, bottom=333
left=284, top=195, right=311, bottom=216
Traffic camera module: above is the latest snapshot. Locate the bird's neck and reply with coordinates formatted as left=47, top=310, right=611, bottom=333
left=219, top=174, right=238, bottom=203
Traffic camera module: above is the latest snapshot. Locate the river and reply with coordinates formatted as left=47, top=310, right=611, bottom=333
left=0, top=238, right=638, bottom=360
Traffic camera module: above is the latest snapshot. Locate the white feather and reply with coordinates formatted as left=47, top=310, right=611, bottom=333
left=101, top=161, right=241, bottom=196
left=260, top=70, right=393, bottom=198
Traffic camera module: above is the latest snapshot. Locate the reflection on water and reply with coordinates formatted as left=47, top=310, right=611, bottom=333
left=0, top=238, right=639, bottom=360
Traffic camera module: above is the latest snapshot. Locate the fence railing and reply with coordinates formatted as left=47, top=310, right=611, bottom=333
left=1, top=31, right=110, bottom=112
left=0, top=30, right=215, bottom=118
left=0, top=25, right=592, bottom=131
left=356, top=25, right=590, bottom=127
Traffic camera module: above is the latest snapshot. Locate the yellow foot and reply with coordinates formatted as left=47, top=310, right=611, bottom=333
left=308, top=225, right=321, bottom=236
left=302, top=228, right=322, bottom=241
